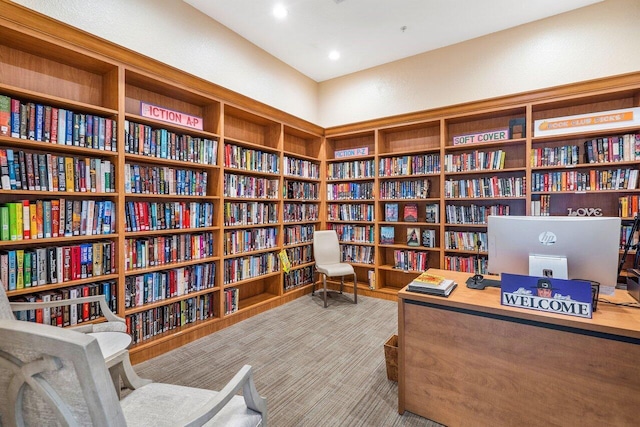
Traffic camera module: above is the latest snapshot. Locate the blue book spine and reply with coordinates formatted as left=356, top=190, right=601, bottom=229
left=10, top=99, right=20, bottom=138
left=8, top=250, right=16, bottom=291
left=102, top=200, right=112, bottom=234
left=35, top=104, right=44, bottom=141
left=5, top=149, right=16, bottom=189
left=65, top=111, right=73, bottom=145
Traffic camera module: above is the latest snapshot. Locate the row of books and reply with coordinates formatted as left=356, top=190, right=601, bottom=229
left=224, top=143, right=280, bottom=174
left=380, top=226, right=437, bottom=248
left=1, top=241, right=115, bottom=291
left=283, top=203, right=319, bottom=223
left=1, top=199, right=114, bottom=242
left=445, top=204, right=511, bottom=225
left=445, top=231, right=488, bottom=252
left=12, top=282, right=117, bottom=326
left=621, top=224, right=640, bottom=248
left=125, top=200, right=214, bottom=232
left=327, top=159, right=376, bottom=180
left=327, top=203, right=374, bottom=222
left=223, top=252, right=279, bottom=284
left=283, top=265, right=314, bottom=291
left=379, top=178, right=431, bottom=200
left=223, top=173, right=280, bottom=199
left=379, top=154, right=440, bottom=177
left=0, top=149, right=114, bottom=193
left=224, top=287, right=239, bottom=315
left=124, top=120, right=218, bottom=165
left=284, top=180, right=320, bottom=200
left=126, top=295, right=216, bottom=344
left=530, top=145, right=579, bottom=167
left=619, top=195, right=640, bottom=219
left=0, top=95, right=117, bottom=151
left=582, top=134, right=640, bottom=164
left=444, top=176, right=526, bottom=198
left=444, top=255, right=487, bottom=275
left=327, top=182, right=374, bottom=201
left=328, top=224, right=375, bottom=244
left=223, top=227, right=278, bottom=255
left=531, top=195, right=552, bottom=216
left=124, top=163, right=208, bottom=196
left=283, top=156, right=320, bottom=180
left=341, top=244, right=374, bottom=265
left=531, top=168, right=639, bottom=192
left=124, top=232, right=215, bottom=271
left=223, top=201, right=279, bottom=226
left=283, top=224, right=314, bottom=246
left=444, top=149, right=506, bottom=172
left=124, top=263, right=216, bottom=308
left=285, top=244, right=313, bottom=266
left=392, top=249, right=429, bottom=272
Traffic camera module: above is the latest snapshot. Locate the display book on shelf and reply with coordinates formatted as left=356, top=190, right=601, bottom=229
left=406, top=271, right=457, bottom=296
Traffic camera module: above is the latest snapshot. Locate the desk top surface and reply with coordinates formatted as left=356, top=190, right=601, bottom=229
left=398, top=269, right=640, bottom=339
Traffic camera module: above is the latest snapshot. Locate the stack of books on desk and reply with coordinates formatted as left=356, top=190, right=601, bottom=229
left=407, top=272, right=457, bottom=297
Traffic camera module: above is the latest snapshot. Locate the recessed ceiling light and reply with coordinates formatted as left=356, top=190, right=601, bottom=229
left=273, top=4, right=288, bottom=20
left=328, top=50, right=340, bottom=61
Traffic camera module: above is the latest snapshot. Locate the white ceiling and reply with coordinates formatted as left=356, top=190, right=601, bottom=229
left=184, top=0, right=603, bottom=82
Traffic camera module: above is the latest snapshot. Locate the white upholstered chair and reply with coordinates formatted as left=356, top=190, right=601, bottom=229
left=0, top=284, right=150, bottom=397
left=0, top=319, right=267, bottom=426
left=312, top=230, right=358, bottom=308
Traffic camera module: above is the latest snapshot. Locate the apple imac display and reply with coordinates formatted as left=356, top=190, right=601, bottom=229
left=487, top=216, right=621, bottom=295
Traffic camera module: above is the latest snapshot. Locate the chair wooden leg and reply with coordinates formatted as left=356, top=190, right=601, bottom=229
left=119, top=353, right=152, bottom=390
left=323, top=274, right=328, bottom=308
left=353, top=273, right=358, bottom=304
left=340, top=277, right=344, bottom=294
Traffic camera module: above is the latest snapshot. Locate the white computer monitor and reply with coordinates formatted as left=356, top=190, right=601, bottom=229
left=487, top=215, right=621, bottom=295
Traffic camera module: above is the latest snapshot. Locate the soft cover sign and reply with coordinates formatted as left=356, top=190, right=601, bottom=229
left=500, top=273, right=593, bottom=318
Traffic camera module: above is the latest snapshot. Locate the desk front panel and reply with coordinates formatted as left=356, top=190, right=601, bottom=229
left=402, top=298, right=640, bottom=426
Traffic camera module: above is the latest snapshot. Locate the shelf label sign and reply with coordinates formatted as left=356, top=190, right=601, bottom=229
left=452, top=128, right=509, bottom=145
left=534, top=107, right=640, bottom=137
left=501, top=273, right=593, bottom=318
left=334, top=147, right=369, bottom=158
left=140, top=102, right=203, bottom=130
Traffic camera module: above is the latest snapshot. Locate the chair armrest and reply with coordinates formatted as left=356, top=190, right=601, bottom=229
left=184, top=365, right=267, bottom=427
left=10, top=295, right=125, bottom=327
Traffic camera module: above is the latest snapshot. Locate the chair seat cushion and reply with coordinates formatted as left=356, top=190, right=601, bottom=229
left=121, top=382, right=262, bottom=427
left=316, top=262, right=355, bottom=277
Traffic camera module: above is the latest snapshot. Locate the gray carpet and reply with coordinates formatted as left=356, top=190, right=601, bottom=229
left=133, top=293, right=442, bottom=426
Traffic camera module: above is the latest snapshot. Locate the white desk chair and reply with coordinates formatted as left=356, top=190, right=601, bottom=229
left=312, top=230, right=358, bottom=308
left=0, top=319, right=267, bottom=426
left=0, top=284, right=150, bottom=397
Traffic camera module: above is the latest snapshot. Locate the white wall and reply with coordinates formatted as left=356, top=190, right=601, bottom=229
left=11, top=0, right=319, bottom=124
left=319, top=0, right=640, bottom=127
left=13, top=0, right=640, bottom=128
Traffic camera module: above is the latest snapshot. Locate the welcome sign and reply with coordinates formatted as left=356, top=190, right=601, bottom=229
left=500, top=273, right=594, bottom=318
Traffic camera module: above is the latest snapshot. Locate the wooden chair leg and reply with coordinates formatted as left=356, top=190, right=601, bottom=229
left=323, top=274, right=328, bottom=308
left=353, top=273, right=358, bottom=304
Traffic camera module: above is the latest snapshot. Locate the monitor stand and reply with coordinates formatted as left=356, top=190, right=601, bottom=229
left=529, top=254, right=568, bottom=279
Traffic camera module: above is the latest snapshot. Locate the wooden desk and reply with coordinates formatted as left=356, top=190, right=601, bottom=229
left=398, top=269, right=640, bottom=426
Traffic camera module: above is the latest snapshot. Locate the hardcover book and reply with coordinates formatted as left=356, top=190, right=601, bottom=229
left=380, top=226, right=395, bottom=244
left=406, top=227, right=420, bottom=247
left=403, top=203, right=418, bottom=222
left=385, top=203, right=399, bottom=222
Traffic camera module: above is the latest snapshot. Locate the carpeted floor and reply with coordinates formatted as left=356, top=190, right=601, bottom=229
left=133, top=292, right=442, bottom=426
